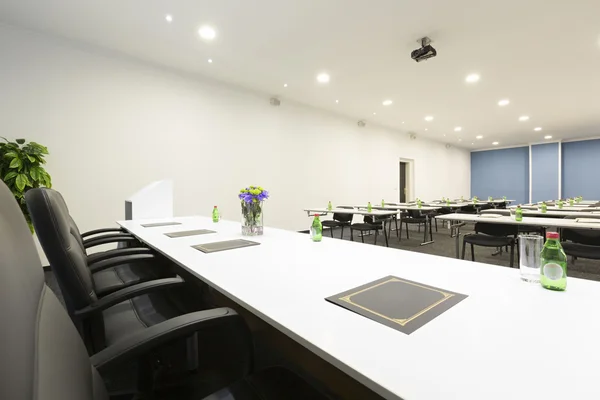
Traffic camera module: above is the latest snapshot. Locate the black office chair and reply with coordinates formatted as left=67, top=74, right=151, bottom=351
left=462, top=222, right=518, bottom=267
left=28, top=189, right=169, bottom=297
left=399, top=210, right=430, bottom=241
left=0, top=181, right=332, bottom=400
left=349, top=215, right=389, bottom=247
left=561, top=216, right=600, bottom=263
left=321, top=211, right=353, bottom=239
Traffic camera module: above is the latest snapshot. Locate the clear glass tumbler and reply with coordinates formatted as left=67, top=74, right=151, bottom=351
left=519, top=235, right=544, bottom=283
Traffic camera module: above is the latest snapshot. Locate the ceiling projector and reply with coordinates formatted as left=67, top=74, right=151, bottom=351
left=411, top=37, right=437, bottom=63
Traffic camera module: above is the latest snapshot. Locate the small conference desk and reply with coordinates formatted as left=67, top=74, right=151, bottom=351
left=436, top=213, right=600, bottom=259
left=119, top=216, right=600, bottom=400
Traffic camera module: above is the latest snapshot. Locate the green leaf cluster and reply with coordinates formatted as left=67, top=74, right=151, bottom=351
left=0, top=137, right=52, bottom=233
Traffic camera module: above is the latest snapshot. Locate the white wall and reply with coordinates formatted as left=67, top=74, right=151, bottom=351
left=1, top=23, right=470, bottom=239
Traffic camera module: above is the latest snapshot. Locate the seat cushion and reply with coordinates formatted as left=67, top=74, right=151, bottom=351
left=103, top=292, right=182, bottom=346
left=464, top=234, right=513, bottom=247
left=93, top=263, right=161, bottom=296
left=562, top=242, right=600, bottom=260
left=350, top=223, right=381, bottom=231
left=321, top=220, right=344, bottom=228
left=202, top=367, right=330, bottom=400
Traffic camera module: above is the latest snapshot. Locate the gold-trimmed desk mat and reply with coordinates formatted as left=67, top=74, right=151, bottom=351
left=141, top=221, right=182, bottom=228
left=192, top=239, right=260, bottom=254
left=164, top=229, right=216, bottom=238
left=326, top=276, right=468, bottom=335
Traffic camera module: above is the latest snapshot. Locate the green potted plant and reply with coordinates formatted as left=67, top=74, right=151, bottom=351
left=0, top=138, right=52, bottom=232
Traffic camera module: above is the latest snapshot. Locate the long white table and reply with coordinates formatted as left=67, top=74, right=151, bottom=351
left=119, top=216, right=600, bottom=400
left=481, top=209, right=600, bottom=218
left=515, top=205, right=600, bottom=212
left=436, top=213, right=600, bottom=258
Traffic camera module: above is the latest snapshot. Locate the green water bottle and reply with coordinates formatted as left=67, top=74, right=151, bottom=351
left=541, top=202, right=547, bottom=213
left=503, top=196, right=507, bottom=201
left=417, top=199, right=422, bottom=208
left=515, top=205, right=523, bottom=221
left=461, top=196, right=464, bottom=202
left=473, top=196, right=478, bottom=204
left=569, top=198, right=574, bottom=206
left=327, top=201, right=333, bottom=211
left=381, top=199, right=385, bottom=207
left=557, top=200, right=564, bottom=209
left=446, top=198, right=450, bottom=206
left=212, top=206, right=220, bottom=223
left=488, top=196, right=493, bottom=201
left=367, top=202, right=372, bottom=212
left=311, top=215, right=323, bottom=242
left=540, top=232, right=567, bottom=291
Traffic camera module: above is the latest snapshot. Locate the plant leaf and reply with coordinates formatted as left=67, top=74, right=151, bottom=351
left=29, top=167, right=39, bottom=181
left=9, top=157, right=22, bottom=169
left=26, top=154, right=36, bottom=163
left=3, top=151, right=17, bottom=159
left=4, top=171, right=18, bottom=181
left=15, top=174, right=28, bottom=191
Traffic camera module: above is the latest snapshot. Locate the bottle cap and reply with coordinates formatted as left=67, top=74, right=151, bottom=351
left=214, top=205, right=217, bottom=208
left=547, top=232, right=559, bottom=239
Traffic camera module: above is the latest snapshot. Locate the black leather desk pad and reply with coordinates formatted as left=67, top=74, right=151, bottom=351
left=326, top=276, right=468, bottom=334
left=165, top=229, right=216, bottom=238
left=141, top=222, right=182, bottom=228
left=192, top=239, right=260, bottom=254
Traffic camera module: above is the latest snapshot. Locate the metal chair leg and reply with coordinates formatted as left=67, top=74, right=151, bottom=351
left=340, top=225, right=345, bottom=239
left=461, top=240, right=467, bottom=260
left=373, top=229, right=378, bottom=245
left=350, top=229, right=354, bottom=241
left=361, top=231, right=365, bottom=243
left=394, top=216, right=399, bottom=238
left=330, top=227, right=334, bottom=238
left=470, top=244, right=475, bottom=261
left=509, top=243, right=515, bottom=268
left=383, top=225, right=389, bottom=247
left=406, top=223, right=410, bottom=240
left=435, top=218, right=438, bottom=232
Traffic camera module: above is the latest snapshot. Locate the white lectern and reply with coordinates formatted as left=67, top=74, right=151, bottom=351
left=124, top=180, right=173, bottom=220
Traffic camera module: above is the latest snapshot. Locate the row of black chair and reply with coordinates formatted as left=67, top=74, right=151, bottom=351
left=0, top=183, right=331, bottom=400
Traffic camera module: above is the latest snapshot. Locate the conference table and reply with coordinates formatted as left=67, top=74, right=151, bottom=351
left=481, top=209, right=600, bottom=218
left=118, top=216, right=600, bottom=400
left=436, top=213, right=600, bottom=259
left=515, top=205, right=600, bottom=211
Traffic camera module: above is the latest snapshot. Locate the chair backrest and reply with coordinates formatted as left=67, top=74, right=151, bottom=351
left=474, top=222, right=518, bottom=237
left=333, top=212, right=353, bottom=223
left=0, top=181, right=108, bottom=400
left=25, top=188, right=97, bottom=312
left=562, top=216, right=600, bottom=245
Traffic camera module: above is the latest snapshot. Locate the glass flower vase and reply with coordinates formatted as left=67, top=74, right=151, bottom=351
left=241, top=201, right=264, bottom=236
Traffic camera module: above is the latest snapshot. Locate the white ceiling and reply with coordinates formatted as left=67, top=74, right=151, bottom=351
left=1, top=0, right=600, bottom=149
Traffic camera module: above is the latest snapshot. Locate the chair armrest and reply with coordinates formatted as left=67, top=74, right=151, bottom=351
left=89, top=253, right=156, bottom=273
left=81, top=227, right=126, bottom=239
left=91, top=307, right=249, bottom=375
left=87, top=247, right=153, bottom=265
left=83, top=234, right=139, bottom=249
left=74, top=277, right=184, bottom=318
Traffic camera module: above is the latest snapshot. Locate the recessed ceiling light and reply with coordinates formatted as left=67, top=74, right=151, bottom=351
left=207, top=59, right=213, bottom=63
left=373, top=112, right=377, bottom=115
left=165, top=14, right=173, bottom=23
left=424, top=116, right=434, bottom=122
left=519, top=115, right=530, bottom=121
left=492, top=141, right=499, bottom=145
left=443, top=134, right=446, bottom=136
left=534, top=127, right=542, bottom=131
left=465, top=74, right=480, bottom=83
left=498, top=99, right=510, bottom=106
left=471, top=143, right=474, bottom=145
left=283, top=83, right=288, bottom=88
left=458, top=138, right=462, bottom=141
left=382, top=100, right=393, bottom=106
left=335, top=99, right=339, bottom=103
left=544, top=135, right=553, bottom=139
left=198, top=26, right=216, bottom=41
left=425, top=128, right=428, bottom=131
left=454, top=126, right=462, bottom=132
left=402, top=121, right=405, bottom=124
left=476, top=135, right=483, bottom=139
left=316, top=73, right=330, bottom=83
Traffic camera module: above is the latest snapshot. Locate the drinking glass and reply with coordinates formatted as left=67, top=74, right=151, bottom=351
left=509, top=208, right=516, bottom=220
left=519, top=235, right=543, bottom=283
